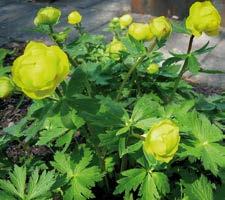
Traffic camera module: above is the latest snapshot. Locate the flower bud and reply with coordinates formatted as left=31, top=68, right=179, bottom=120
left=143, top=119, right=180, bottom=163
left=128, top=23, right=153, bottom=41
left=106, top=38, right=125, bottom=60
left=119, top=14, right=133, bottom=29
left=0, top=76, right=14, bottom=99
left=149, top=16, right=172, bottom=40
left=12, top=41, right=70, bottom=99
left=147, top=63, right=159, bottom=74
left=186, top=1, right=221, bottom=37
left=112, top=17, right=119, bottom=23
left=53, top=31, right=68, bottom=43
left=34, top=7, right=61, bottom=26
left=68, top=11, right=82, bottom=25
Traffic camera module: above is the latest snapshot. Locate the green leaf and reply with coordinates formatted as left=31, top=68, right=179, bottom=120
left=152, top=172, right=170, bottom=196
left=104, top=156, right=116, bottom=173
left=0, top=48, right=10, bottom=67
left=119, top=137, right=143, bottom=158
left=187, top=54, right=200, bottom=74
left=0, top=165, right=26, bottom=199
left=37, top=114, right=68, bottom=145
left=116, top=126, right=130, bottom=136
left=121, top=36, right=146, bottom=56
left=114, top=168, right=147, bottom=195
left=99, top=131, right=119, bottom=147
left=60, top=100, right=85, bottom=130
left=178, top=111, right=225, bottom=175
left=134, top=117, right=160, bottom=131
left=0, top=166, right=55, bottom=200
left=0, top=66, right=11, bottom=76
left=26, top=170, right=55, bottom=200
left=83, top=96, right=128, bottom=128
left=183, top=175, right=213, bottom=200
left=160, top=64, right=181, bottom=78
left=51, top=152, right=74, bottom=178
left=193, top=41, right=216, bottom=55
left=51, top=147, right=103, bottom=200
left=131, top=94, right=164, bottom=124
left=115, top=169, right=170, bottom=200
left=172, top=20, right=191, bottom=35
left=66, top=67, right=87, bottom=97
left=199, top=68, right=225, bottom=74
left=139, top=173, right=159, bottom=200
left=0, top=191, right=16, bottom=200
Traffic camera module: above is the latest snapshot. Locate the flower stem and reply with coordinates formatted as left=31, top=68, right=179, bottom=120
left=131, top=133, right=145, bottom=140
left=169, top=35, right=194, bottom=102
left=116, top=40, right=157, bottom=101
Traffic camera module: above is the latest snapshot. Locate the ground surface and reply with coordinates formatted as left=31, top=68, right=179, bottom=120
left=0, top=0, right=225, bottom=88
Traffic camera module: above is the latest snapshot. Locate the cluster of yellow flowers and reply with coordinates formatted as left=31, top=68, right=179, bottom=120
left=34, top=6, right=82, bottom=26
left=0, top=1, right=222, bottom=164
left=119, top=14, right=172, bottom=41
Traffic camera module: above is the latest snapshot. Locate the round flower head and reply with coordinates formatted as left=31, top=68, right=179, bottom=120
left=12, top=41, right=70, bottom=99
left=147, top=63, right=159, bottom=74
left=68, top=11, right=82, bottom=25
left=0, top=76, right=14, bottom=99
left=186, top=1, right=221, bottom=37
left=128, top=23, right=153, bottom=41
left=143, top=119, right=180, bottom=163
left=149, top=16, right=172, bottom=40
left=119, top=14, right=133, bottom=29
left=34, top=7, right=61, bottom=26
left=106, top=38, right=125, bottom=60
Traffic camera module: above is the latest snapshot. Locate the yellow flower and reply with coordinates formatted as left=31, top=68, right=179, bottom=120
left=106, top=38, right=125, bottom=60
left=119, top=14, right=133, bottom=29
left=128, top=23, right=153, bottom=41
left=0, top=76, right=14, bottom=98
left=147, top=63, right=159, bottom=74
left=149, top=16, right=172, bottom=39
left=34, top=7, right=61, bottom=26
left=12, top=41, right=70, bottom=99
left=186, top=1, right=221, bottom=37
left=144, top=119, right=180, bottom=163
left=68, top=11, right=82, bottom=25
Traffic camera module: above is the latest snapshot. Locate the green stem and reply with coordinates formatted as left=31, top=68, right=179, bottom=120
left=116, top=40, right=157, bottom=101
left=47, top=96, right=59, bottom=102
left=131, top=133, right=145, bottom=141
left=169, top=35, right=194, bottom=102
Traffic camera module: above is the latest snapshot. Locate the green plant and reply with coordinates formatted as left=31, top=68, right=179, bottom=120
left=0, top=1, right=225, bottom=199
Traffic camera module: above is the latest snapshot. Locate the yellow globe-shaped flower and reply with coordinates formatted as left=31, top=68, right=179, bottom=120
left=68, top=11, right=82, bottom=25
left=186, top=1, right=221, bottom=37
left=12, top=41, right=70, bottom=99
left=106, top=38, right=125, bottom=60
left=144, top=119, right=180, bottom=163
left=0, top=76, right=14, bottom=99
left=128, top=23, right=153, bottom=41
left=149, top=16, right=172, bottom=40
left=119, top=14, right=133, bottom=29
left=107, top=38, right=125, bottom=54
left=34, top=7, right=61, bottom=26
left=147, top=63, right=159, bottom=74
